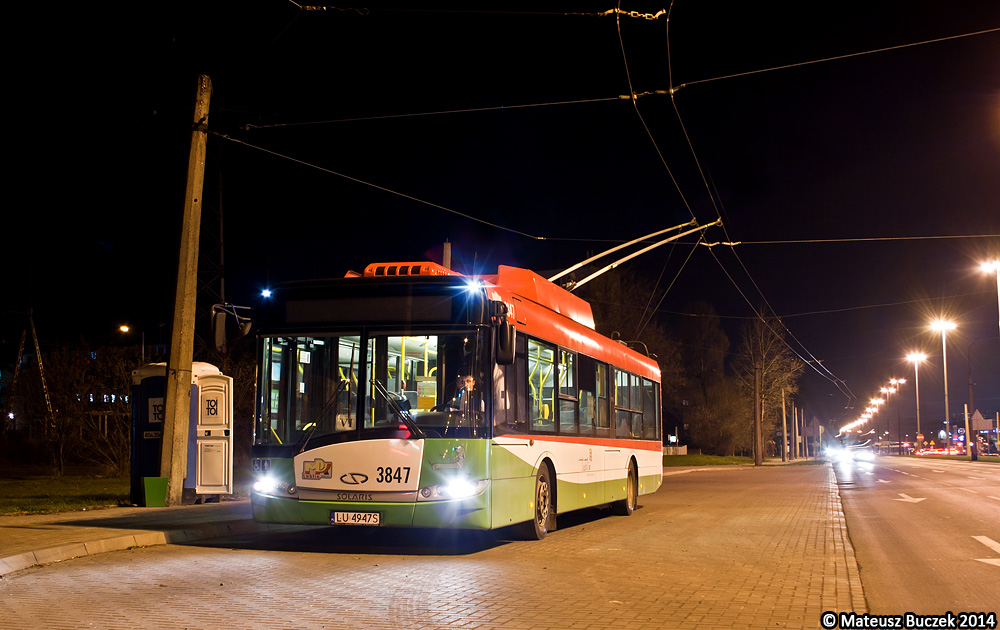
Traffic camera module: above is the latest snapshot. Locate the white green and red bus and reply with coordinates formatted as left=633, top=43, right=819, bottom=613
left=250, top=261, right=663, bottom=539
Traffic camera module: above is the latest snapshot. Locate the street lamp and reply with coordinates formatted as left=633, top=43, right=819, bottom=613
left=907, top=352, right=927, bottom=449
left=890, top=378, right=906, bottom=455
left=981, top=260, right=1000, bottom=344
left=119, top=325, right=144, bottom=361
left=870, top=397, right=884, bottom=450
left=930, top=319, right=957, bottom=453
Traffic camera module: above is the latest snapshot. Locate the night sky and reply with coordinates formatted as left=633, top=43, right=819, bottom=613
left=7, top=1, right=1000, bottom=430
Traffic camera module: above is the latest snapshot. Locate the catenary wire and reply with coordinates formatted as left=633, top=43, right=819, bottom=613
left=614, top=1, right=695, bottom=222
left=633, top=237, right=702, bottom=339
left=213, top=131, right=690, bottom=244
left=243, top=96, right=625, bottom=130
left=671, top=27, right=1000, bottom=92
left=662, top=0, right=857, bottom=401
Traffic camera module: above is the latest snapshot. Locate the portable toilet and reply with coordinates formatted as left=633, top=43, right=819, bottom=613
left=130, top=362, right=234, bottom=505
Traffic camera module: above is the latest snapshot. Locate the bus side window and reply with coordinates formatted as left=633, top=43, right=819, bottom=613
left=643, top=378, right=660, bottom=440
left=527, top=338, right=556, bottom=432
left=558, top=349, right=577, bottom=434
left=615, top=369, right=632, bottom=438
left=595, top=361, right=610, bottom=436
left=495, top=331, right=529, bottom=435
left=577, top=354, right=597, bottom=434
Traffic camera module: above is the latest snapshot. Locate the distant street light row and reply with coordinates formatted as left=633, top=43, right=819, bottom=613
left=838, top=259, right=1000, bottom=451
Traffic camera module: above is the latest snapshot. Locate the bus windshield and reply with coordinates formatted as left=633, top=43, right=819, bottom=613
left=256, top=331, right=489, bottom=447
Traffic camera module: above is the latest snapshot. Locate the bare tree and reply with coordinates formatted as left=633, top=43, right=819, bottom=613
left=21, top=345, right=90, bottom=475
left=732, top=310, right=804, bottom=455
left=675, top=302, right=730, bottom=407
left=685, top=378, right=751, bottom=455
left=83, top=346, right=141, bottom=476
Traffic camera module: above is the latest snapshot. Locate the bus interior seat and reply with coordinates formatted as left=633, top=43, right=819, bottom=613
left=403, top=391, right=418, bottom=409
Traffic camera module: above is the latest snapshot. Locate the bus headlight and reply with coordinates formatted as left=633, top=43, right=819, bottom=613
left=417, top=478, right=489, bottom=501
left=253, top=477, right=297, bottom=497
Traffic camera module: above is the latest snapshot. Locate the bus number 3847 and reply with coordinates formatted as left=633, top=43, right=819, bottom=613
left=376, top=467, right=411, bottom=484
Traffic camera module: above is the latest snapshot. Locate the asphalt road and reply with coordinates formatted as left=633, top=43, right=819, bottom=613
left=833, top=455, right=1000, bottom=615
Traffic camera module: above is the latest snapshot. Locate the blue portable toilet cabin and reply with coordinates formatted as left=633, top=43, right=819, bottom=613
left=130, top=362, right=227, bottom=505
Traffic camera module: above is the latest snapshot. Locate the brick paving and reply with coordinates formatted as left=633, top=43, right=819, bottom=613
left=0, top=464, right=865, bottom=629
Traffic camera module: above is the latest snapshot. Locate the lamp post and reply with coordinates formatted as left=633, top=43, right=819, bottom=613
left=930, top=319, right=957, bottom=453
left=907, top=352, right=927, bottom=450
left=982, top=260, right=1000, bottom=344
left=891, top=378, right=906, bottom=454
left=880, top=387, right=894, bottom=454
left=119, top=325, right=144, bottom=361
left=870, top=397, right=885, bottom=452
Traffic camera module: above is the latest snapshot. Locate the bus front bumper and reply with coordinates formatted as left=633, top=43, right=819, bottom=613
left=251, top=490, right=491, bottom=530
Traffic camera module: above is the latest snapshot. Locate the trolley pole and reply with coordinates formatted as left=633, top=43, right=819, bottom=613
left=160, top=75, right=212, bottom=506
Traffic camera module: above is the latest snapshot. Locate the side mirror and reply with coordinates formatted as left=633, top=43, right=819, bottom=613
left=212, top=311, right=228, bottom=353
left=496, top=323, right=515, bottom=365
left=491, top=301, right=515, bottom=365
left=212, top=303, right=252, bottom=353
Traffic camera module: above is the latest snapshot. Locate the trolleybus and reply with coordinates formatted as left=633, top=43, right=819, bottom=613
left=249, top=261, right=663, bottom=539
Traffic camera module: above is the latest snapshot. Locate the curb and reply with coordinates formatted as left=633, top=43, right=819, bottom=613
left=0, top=520, right=309, bottom=576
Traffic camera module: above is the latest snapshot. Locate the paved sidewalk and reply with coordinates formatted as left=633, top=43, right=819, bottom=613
left=659, top=463, right=868, bottom=619
left=1, top=464, right=867, bottom=621
left=0, top=465, right=867, bottom=629
left=0, top=498, right=308, bottom=575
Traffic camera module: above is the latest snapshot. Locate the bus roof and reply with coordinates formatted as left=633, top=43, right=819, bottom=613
left=358, top=262, right=658, bottom=380
left=360, top=262, right=595, bottom=329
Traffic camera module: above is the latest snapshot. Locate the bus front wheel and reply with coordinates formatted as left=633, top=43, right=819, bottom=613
left=520, top=465, right=553, bottom=540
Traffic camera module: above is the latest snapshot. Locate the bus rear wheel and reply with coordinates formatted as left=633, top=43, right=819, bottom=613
left=520, top=465, right=553, bottom=540
left=611, top=462, right=637, bottom=516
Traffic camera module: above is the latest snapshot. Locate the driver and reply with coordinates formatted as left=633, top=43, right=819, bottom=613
left=455, top=374, right=484, bottom=420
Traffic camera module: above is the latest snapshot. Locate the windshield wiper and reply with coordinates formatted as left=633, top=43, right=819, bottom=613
left=297, top=379, right=349, bottom=454
left=371, top=378, right=425, bottom=439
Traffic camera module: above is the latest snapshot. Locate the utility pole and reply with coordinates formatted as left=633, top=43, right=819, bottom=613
left=754, top=366, right=763, bottom=466
left=781, top=389, right=788, bottom=462
left=791, top=407, right=798, bottom=460
left=800, top=408, right=807, bottom=457
left=160, top=75, right=212, bottom=506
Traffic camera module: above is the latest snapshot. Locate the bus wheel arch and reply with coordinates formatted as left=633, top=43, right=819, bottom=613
left=611, top=457, right=638, bottom=516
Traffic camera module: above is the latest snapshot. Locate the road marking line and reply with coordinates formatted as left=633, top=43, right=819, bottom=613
left=933, top=470, right=945, bottom=473
left=894, top=493, right=926, bottom=503
left=878, top=479, right=891, bottom=483
left=958, top=487, right=978, bottom=494
left=968, top=476, right=984, bottom=480
left=973, top=536, right=1000, bottom=567
left=988, top=496, right=1000, bottom=501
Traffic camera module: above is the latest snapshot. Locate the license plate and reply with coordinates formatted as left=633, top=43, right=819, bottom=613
left=332, top=511, right=380, bottom=526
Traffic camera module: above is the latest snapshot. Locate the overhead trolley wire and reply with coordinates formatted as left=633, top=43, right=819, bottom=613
left=615, top=0, right=695, bottom=223
left=660, top=0, right=855, bottom=403
left=213, top=131, right=680, bottom=245
left=670, top=26, right=1000, bottom=93
left=242, top=96, right=626, bottom=130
